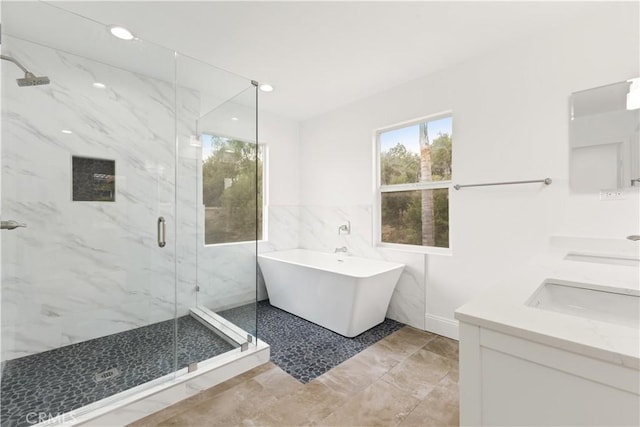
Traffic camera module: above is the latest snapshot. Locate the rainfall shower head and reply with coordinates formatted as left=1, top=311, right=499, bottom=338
left=1, top=54, right=50, bottom=86
left=17, top=72, right=50, bottom=87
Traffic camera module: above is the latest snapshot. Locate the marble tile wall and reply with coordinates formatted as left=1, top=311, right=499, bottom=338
left=0, top=36, right=200, bottom=360
left=263, top=205, right=301, bottom=253
left=195, top=205, right=300, bottom=312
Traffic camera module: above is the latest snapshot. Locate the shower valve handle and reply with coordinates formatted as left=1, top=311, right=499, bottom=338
left=1, top=220, right=27, bottom=230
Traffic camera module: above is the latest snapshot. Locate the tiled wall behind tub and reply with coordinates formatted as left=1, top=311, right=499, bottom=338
left=196, top=204, right=301, bottom=311
left=298, top=205, right=426, bottom=329
left=0, top=36, right=199, bottom=360
left=263, top=205, right=301, bottom=253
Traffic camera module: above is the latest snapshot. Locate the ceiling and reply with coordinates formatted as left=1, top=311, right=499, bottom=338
left=22, top=1, right=622, bottom=121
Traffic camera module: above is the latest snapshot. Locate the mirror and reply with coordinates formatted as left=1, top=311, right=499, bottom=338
left=569, top=78, right=640, bottom=192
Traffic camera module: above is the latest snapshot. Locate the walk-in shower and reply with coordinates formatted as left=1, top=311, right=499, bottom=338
left=0, top=3, right=265, bottom=426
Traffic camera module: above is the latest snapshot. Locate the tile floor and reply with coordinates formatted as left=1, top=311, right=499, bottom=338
left=130, top=326, right=459, bottom=427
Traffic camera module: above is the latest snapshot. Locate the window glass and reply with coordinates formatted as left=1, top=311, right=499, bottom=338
left=381, top=189, right=449, bottom=248
left=202, top=134, right=263, bottom=245
left=380, top=116, right=452, bottom=185
left=378, top=115, right=452, bottom=248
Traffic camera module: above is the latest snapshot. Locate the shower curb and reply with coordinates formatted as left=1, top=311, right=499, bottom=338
left=52, top=341, right=269, bottom=427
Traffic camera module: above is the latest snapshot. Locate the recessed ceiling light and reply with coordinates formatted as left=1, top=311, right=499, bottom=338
left=61, top=130, right=73, bottom=134
left=109, top=25, right=135, bottom=41
left=231, top=117, right=239, bottom=121
left=259, top=84, right=274, bottom=92
left=93, top=82, right=106, bottom=89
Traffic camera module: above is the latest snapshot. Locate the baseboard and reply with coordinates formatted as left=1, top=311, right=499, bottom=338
left=425, top=314, right=459, bottom=340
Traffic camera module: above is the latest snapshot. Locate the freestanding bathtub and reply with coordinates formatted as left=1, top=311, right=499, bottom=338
left=258, top=249, right=404, bottom=337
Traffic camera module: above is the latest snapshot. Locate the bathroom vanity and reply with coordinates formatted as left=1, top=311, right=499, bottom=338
left=455, top=263, right=640, bottom=426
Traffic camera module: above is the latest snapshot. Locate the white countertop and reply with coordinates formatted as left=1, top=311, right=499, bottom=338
left=455, top=257, right=640, bottom=370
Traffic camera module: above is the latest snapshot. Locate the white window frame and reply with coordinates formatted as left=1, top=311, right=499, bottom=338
left=373, top=111, right=453, bottom=255
left=199, top=132, right=268, bottom=247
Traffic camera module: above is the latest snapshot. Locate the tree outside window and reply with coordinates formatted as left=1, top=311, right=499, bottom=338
left=378, top=115, right=452, bottom=248
left=202, top=134, right=263, bottom=245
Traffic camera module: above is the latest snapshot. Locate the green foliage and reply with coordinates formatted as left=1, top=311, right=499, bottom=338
left=380, top=143, right=420, bottom=185
left=202, top=136, right=262, bottom=244
left=380, top=133, right=451, bottom=248
left=380, top=133, right=451, bottom=185
left=381, top=191, right=423, bottom=245
left=381, top=190, right=448, bottom=247
left=431, top=133, right=452, bottom=181
left=433, top=189, right=449, bottom=247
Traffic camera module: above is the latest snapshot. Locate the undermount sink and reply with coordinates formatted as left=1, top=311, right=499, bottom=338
left=526, top=280, right=640, bottom=328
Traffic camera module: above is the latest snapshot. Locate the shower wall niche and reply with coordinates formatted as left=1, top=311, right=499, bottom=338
left=71, top=156, right=116, bottom=202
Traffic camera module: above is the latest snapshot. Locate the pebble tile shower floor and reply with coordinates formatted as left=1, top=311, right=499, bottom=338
left=219, top=300, right=405, bottom=383
left=2, top=302, right=403, bottom=427
left=0, top=316, right=235, bottom=427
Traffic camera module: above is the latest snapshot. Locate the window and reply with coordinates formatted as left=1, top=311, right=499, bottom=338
left=377, top=114, right=452, bottom=249
left=201, top=134, right=264, bottom=245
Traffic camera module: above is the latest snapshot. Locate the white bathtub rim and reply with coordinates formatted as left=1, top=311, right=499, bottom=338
left=258, top=248, right=404, bottom=278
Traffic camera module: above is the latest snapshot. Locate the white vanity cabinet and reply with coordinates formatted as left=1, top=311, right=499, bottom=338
left=455, top=276, right=640, bottom=426
left=458, top=322, right=639, bottom=426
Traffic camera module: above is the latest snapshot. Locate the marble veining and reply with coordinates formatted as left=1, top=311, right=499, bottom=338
left=1, top=35, right=201, bottom=360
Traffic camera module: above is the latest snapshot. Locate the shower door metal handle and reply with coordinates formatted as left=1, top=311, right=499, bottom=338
left=1, top=220, right=27, bottom=230
left=157, top=217, right=166, bottom=248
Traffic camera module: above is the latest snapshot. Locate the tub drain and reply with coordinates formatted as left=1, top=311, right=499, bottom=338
left=94, top=367, right=120, bottom=382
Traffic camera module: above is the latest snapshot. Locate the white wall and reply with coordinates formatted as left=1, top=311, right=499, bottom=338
left=296, top=3, right=640, bottom=338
